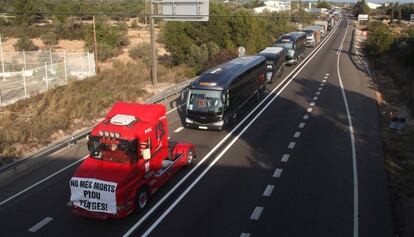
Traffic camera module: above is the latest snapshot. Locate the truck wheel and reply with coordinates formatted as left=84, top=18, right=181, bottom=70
left=135, top=187, right=149, bottom=211
left=186, top=149, right=195, bottom=164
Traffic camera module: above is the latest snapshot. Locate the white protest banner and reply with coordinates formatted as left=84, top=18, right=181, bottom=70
left=70, top=177, right=118, bottom=214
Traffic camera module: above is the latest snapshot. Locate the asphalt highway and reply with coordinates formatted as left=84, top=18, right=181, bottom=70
left=0, top=17, right=393, bottom=237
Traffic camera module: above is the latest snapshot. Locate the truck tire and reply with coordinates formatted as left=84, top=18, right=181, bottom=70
left=186, top=148, right=195, bottom=164
left=135, top=186, right=149, bottom=211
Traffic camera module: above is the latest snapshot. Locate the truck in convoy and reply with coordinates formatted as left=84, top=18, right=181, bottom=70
left=273, top=32, right=306, bottom=65
left=69, top=102, right=195, bottom=219
left=314, top=20, right=328, bottom=37
left=257, top=47, right=285, bottom=84
left=184, top=55, right=266, bottom=130
left=302, top=26, right=321, bottom=47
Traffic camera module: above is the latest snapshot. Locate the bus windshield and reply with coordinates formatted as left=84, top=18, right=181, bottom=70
left=274, top=42, right=294, bottom=49
left=88, top=136, right=137, bottom=164
left=188, top=89, right=223, bottom=114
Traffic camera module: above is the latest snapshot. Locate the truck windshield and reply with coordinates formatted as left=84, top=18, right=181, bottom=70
left=188, top=89, right=223, bottom=114
left=88, top=136, right=137, bottom=164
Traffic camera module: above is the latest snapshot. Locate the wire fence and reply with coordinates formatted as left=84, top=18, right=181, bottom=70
left=0, top=48, right=96, bottom=106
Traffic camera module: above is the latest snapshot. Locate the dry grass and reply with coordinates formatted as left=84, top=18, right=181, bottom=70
left=0, top=62, right=191, bottom=163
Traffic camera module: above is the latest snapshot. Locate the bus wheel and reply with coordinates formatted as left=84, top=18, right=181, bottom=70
left=135, top=186, right=149, bottom=211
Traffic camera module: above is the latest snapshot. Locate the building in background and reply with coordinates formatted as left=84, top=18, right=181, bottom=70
left=253, top=0, right=291, bottom=13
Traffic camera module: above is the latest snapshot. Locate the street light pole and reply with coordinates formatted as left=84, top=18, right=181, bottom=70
left=149, top=1, right=158, bottom=86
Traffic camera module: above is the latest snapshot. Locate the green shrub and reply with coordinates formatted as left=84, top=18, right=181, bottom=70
left=128, top=43, right=151, bottom=65
left=40, top=32, right=58, bottom=47
left=13, top=36, right=39, bottom=51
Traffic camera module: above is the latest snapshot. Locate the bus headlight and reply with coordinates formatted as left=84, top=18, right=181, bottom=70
left=212, top=120, right=224, bottom=126
left=185, top=118, right=193, bottom=124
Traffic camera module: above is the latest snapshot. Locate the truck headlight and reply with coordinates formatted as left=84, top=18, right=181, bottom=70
left=185, top=118, right=193, bottom=124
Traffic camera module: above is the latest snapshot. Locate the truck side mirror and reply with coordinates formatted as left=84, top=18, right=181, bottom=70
left=142, top=148, right=151, bottom=160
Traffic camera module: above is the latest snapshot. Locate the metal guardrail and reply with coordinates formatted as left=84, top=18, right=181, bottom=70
left=0, top=77, right=196, bottom=176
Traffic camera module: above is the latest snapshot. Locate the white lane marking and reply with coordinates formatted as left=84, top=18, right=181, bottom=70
left=66, top=201, right=72, bottom=207
left=336, top=44, right=344, bottom=55
left=125, top=19, right=343, bottom=237
left=263, top=185, right=275, bottom=197
left=324, top=76, right=328, bottom=79
left=323, top=79, right=327, bottom=83
left=310, top=102, right=316, bottom=106
left=273, top=168, right=283, bottom=178
left=294, top=132, right=301, bottom=138
left=298, top=122, right=306, bottom=128
left=174, top=127, right=184, bottom=133
left=337, top=18, right=358, bottom=237
left=250, top=206, right=264, bottom=221
left=288, top=142, right=296, bottom=149
left=303, top=115, right=310, bottom=120
left=0, top=104, right=182, bottom=207
left=325, top=73, right=330, bottom=76
left=166, top=103, right=185, bottom=115
left=0, top=155, right=88, bottom=207
left=321, top=83, right=325, bottom=87
left=318, top=87, right=323, bottom=91
left=281, top=154, right=290, bottom=162
left=313, top=96, right=318, bottom=101
left=316, top=91, right=321, bottom=95
left=28, top=217, right=53, bottom=232
left=240, top=233, right=251, bottom=237
left=307, top=108, right=313, bottom=113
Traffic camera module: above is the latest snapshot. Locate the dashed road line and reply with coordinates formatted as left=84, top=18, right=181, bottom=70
left=250, top=206, right=264, bottom=221
left=66, top=201, right=72, bottom=207
left=325, top=73, right=330, bottom=76
left=288, top=142, right=296, bottom=149
left=318, top=87, right=323, bottom=91
left=240, top=233, right=251, bottom=237
left=310, top=102, right=315, bottom=106
left=298, top=122, right=306, bottom=128
left=303, top=115, right=310, bottom=120
left=273, top=168, right=283, bottom=178
left=321, top=83, right=325, bottom=87
left=174, top=127, right=184, bottom=133
left=28, top=217, right=53, bottom=232
left=313, top=96, right=318, bottom=101
left=322, top=79, right=327, bottom=83
left=293, top=131, right=301, bottom=138
left=262, top=185, right=275, bottom=197
left=307, top=108, right=313, bottom=113
left=281, top=154, right=290, bottom=162
left=316, top=91, right=321, bottom=95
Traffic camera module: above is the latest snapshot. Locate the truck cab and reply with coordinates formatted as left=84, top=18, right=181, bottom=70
left=69, top=102, right=195, bottom=219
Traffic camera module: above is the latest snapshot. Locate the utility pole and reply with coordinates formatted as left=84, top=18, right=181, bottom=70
left=149, top=1, right=158, bottom=86
left=93, top=16, right=99, bottom=72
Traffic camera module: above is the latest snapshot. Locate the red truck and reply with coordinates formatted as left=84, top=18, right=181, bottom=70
left=69, top=102, right=195, bottom=219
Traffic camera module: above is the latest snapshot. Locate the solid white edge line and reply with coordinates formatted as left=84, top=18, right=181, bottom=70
left=262, top=184, right=275, bottom=197
left=250, top=206, right=264, bottom=221
left=337, top=19, right=359, bottom=237
left=124, top=19, right=343, bottom=237
left=28, top=217, right=53, bottom=232
left=0, top=104, right=184, bottom=207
